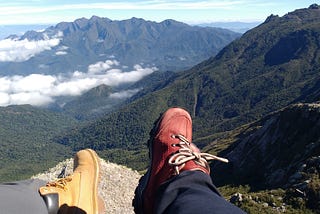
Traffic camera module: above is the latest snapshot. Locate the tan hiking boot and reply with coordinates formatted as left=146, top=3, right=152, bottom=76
left=39, top=149, right=105, bottom=214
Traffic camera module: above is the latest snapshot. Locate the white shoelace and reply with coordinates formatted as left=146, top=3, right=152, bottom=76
left=168, top=134, right=229, bottom=174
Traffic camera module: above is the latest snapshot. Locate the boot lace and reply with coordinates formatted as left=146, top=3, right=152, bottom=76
left=45, top=176, right=73, bottom=191
left=168, top=134, right=229, bottom=174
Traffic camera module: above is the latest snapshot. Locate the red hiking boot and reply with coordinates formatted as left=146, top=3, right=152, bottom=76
left=133, top=107, right=228, bottom=214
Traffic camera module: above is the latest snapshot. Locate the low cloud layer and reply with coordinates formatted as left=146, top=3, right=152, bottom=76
left=0, top=32, right=62, bottom=62
left=0, top=60, right=157, bottom=107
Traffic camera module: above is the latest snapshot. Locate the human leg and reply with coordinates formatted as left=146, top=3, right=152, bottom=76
left=133, top=107, right=245, bottom=214
left=0, top=179, right=48, bottom=214
left=155, top=170, right=245, bottom=214
left=0, top=149, right=105, bottom=214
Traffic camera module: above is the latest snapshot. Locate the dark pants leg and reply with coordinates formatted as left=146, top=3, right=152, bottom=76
left=155, top=171, right=246, bottom=214
left=0, top=179, right=48, bottom=214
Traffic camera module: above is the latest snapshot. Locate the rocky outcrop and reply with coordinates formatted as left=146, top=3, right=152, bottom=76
left=214, top=103, right=320, bottom=186
left=212, top=103, right=320, bottom=211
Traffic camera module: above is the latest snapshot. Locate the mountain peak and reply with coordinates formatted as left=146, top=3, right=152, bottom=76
left=89, top=15, right=111, bottom=23
left=284, top=3, right=320, bottom=22
left=74, top=17, right=89, bottom=27
left=309, top=3, right=320, bottom=9
left=129, top=17, right=145, bottom=22
left=263, top=4, right=320, bottom=24
left=264, top=14, right=280, bottom=23
left=160, top=19, right=188, bottom=27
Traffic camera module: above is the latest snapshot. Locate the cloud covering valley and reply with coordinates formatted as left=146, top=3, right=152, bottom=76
left=0, top=36, right=157, bottom=106
left=0, top=60, right=157, bottom=106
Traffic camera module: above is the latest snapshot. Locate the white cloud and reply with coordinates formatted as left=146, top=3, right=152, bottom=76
left=0, top=33, right=62, bottom=62
left=56, top=45, right=69, bottom=56
left=10, top=92, right=54, bottom=106
left=53, top=78, right=98, bottom=96
left=0, top=77, right=11, bottom=92
left=55, top=51, right=67, bottom=55
left=110, top=88, right=141, bottom=99
left=97, top=65, right=156, bottom=86
left=88, top=60, right=120, bottom=74
left=0, top=60, right=157, bottom=107
left=58, top=45, right=69, bottom=51
left=0, top=92, right=10, bottom=106
left=0, top=1, right=245, bottom=14
left=12, top=74, right=56, bottom=93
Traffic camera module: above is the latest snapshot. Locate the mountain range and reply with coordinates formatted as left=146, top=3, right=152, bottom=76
left=0, top=16, right=240, bottom=76
left=1, top=4, right=320, bottom=213
left=0, top=16, right=240, bottom=112
left=0, top=21, right=257, bottom=40
left=198, top=21, right=261, bottom=33
left=0, top=24, right=50, bottom=39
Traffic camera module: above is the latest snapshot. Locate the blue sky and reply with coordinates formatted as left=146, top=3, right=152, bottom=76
left=0, top=0, right=317, bottom=25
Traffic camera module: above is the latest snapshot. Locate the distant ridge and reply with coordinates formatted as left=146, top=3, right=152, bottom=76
left=0, top=16, right=240, bottom=76
left=0, top=24, right=50, bottom=39
left=198, top=21, right=261, bottom=33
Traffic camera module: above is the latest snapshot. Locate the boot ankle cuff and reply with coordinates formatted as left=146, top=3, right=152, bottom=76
left=41, top=193, right=60, bottom=214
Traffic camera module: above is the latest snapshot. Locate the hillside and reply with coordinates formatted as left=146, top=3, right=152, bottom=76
left=207, top=103, right=320, bottom=213
left=212, top=103, right=320, bottom=188
left=55, top=5, right=320, bottom=168
left=0, top=105, right=78, bottom=182
left=59, top=71, right=179, bottom=120
left=59, top=84, right=114, bottom=119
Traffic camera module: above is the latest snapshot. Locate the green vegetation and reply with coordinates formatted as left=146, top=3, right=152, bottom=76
left=1, top=7, right=319, bottom=171
left=97, top=148, right=148, bottom=171
left=0, top=105, right=78, bottom=182
left=218, top=186, right=315, bottom=214
left=205, top=103, right=320, bottom=213
left=55, top=4, right=320, bottom=156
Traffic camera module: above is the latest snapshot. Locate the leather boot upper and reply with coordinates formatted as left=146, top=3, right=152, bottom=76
left=39, top=149, right=103, bottom=214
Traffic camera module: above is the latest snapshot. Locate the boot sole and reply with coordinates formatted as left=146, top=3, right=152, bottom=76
left=85, top=149, right=106, bottom=214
